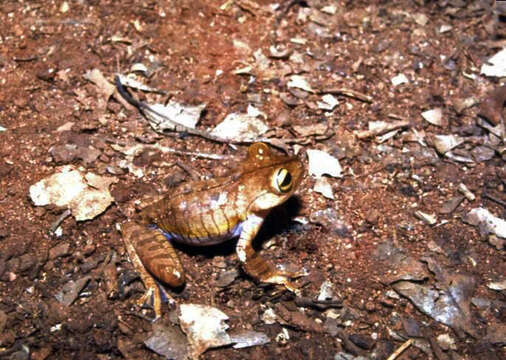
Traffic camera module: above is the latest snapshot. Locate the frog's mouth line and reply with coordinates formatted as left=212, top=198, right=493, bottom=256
left=245, top=188, right=297, bottom=215
left=245, top=190, right=269, bottom=214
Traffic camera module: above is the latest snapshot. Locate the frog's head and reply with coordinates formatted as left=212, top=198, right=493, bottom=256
left=242, top=143, right=304, bottom=214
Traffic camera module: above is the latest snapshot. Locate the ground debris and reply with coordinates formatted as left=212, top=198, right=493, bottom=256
left=391, top=73, right=409, bottom=86
left=453, top=96, right=479, bottom=114
left=487, top=279, right=506, bottom=292
left=414, top=210, right=437, bottom=225
left=115, top=75, right=204, bottom=131
left=292, top=123, right=328, bottom=137
left=260, top=307, right=277, bottom=325
left=274, top=303, right=324, bottom=332
left=437, top=333, right=457, bottom=351
left=318, top=280, right=334, bottom=301
left=317, top=94, right=339, bottom=110
left=457, top=183, right=475, bottom=201
left=479, top=85, right=506, bottom=126
left=55, top=276, right=91, bottom=306
left=178, top=304, right=232, bottom=358
left=381, top=253, right=429, bottom=284
left=147, top=102, right=206, bottom=132
left=393, top=257, right=477, bottom=336
left=306, top=149, right=342, bottom=178
left=464, top=207, right=506, bottom=239
left=229, top=329, right=270, bottom=349
left=287, top=75, right=315, bottom=93
left=334, top=352, right=368, bottom=360
left=480, top=48, right=506, bottom=77
left=214, top=268, right=239, bottom=288
left=421, top=108, right=443, bottom=127
left=485, top=322, right=506, bottom=345
left=432, top=134, right=464, bottom=155
left=50, top=144, right=101, bottom=166
left=294, top=296, right=342, bottom=311
left=144, top=322, right=189, bottom=360
left=313, top=177, right=334, bottom=199
left=210, top=113, right=268, bottom=141
left=83, top=68, right=115, bottom=101
left=355, top=120, right=410, bottom=139
left=115, top=74, right=167, bottom=94
left=309, top=208, right=351, bottom=237
left=29, top=165, right=117, bottom=221
left=439, top=195, right=465, bottom=214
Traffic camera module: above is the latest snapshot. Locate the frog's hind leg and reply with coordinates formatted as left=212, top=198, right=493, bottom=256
left=121, top=221, right=185, bottom=319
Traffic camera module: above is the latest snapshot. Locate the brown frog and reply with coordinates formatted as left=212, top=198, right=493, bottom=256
left=121, top=143, right=304, bottom=318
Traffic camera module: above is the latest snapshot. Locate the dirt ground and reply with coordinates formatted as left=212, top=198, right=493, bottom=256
left=0, top=0, right=505, bottom=359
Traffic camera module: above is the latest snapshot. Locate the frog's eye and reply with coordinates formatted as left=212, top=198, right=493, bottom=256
left=274, top=168, right=292, bottom=193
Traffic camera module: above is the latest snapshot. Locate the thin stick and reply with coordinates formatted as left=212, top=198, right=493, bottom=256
left=386, top=338, right=414, bottom=360
left=355, top=119, right=410, bottom=139
left=49, top=209, right=72, bottom=234
left=319, top=87, right=373, bottom=103
left=115, top=75, right=234, bottom=144
left=483, top=192, right=506, bottom=208
left=113, top=142, right=230, bottom=161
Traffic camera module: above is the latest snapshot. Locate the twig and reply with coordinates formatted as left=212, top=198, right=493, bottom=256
left=115, top=75, right=235, bottom=144
left=387, top=113, right=406, bottom=120
left=386, top=338, right=414, bottom=360
left=483, top=192, right=506, bottom=208
left=355, top=119, right=410, bottom=139
left=335, top=329, right=362, bottom=356
left=175, top=161, right=201, bottom=181
left=49, top=209, right=72, bottom=234
left=294, top=296, right=342, bottom=310
left=319, top=87, right=373, bottom=103
left=13, top=56, right=38, bottom=62
left=111, top=142, right=231, bottom=161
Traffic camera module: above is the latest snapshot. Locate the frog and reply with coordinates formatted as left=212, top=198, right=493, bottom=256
left=121, top=142, right=304, bottom=318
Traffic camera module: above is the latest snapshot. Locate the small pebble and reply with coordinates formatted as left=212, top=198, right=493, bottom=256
left=49, top=243, right=70, bottom=260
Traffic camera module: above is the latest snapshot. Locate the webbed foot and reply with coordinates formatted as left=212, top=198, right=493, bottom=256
left=136, top=281, right=175, bottom=321
left=262, top=269, right=306, bottom=296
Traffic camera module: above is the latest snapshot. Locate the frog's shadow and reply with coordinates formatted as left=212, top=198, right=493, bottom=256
left=172, top=196, right=303, bottom=259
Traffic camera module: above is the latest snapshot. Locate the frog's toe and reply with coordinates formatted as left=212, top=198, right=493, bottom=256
left=134, top=287, right=161, bottom=321
left=282, top=266, right=309, bottom=279
left=263, top=275, right=301, bottom=296
left=283, top=280, right=302, bottom=296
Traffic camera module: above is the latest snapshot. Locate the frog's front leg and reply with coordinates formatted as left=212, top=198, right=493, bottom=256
left=121, top=221, right=185, bottom=320
left=236, top=214, right=301, bottom=295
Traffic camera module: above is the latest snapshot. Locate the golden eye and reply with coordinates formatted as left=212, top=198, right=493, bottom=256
left=274, top=168, right=292, bottom=193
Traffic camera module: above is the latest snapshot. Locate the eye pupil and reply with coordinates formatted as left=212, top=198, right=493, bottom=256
left=276, top=168, right=292, bottom=192
left=280, top=172, right=291, bottom=187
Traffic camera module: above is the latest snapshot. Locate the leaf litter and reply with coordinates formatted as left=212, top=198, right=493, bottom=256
left=393, top=257, right=477, bottom=337
left=178, top=303, right=269, bottom=359
left=29, top=165, right=117, bottom=221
